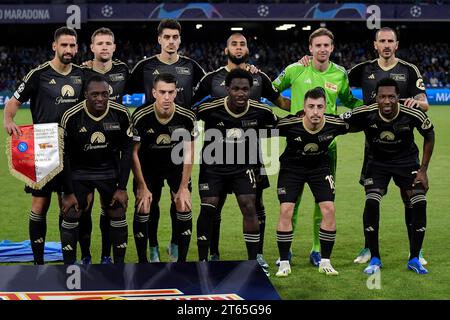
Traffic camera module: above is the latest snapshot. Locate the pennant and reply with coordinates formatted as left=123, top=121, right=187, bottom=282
left=6, top=123, right=64, bottom=190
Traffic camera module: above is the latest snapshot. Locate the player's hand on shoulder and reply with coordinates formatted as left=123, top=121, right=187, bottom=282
left=111, top=189, right=128, bottom=210
left=296, top=110, right=305, bottom=118
left=298, top=55, right=311, bottom=66
left=246, top=64, right=260, bottom=74
left=401, top=98, right=421, bottom=109
left=82, top=60, right=94, bottom=68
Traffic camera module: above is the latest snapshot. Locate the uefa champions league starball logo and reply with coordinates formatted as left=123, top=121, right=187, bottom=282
left=410, top=5, right=422, bottom=18
left=101, top=5, right=114, bottom=18
left=257, top=5, right=269, bottom=17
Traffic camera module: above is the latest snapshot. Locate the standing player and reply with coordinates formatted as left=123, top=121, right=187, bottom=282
left=3, top=27, right=83, bottom=265
left=83, top=27, right=130, bottom=102
left=60, top=75, right=133, bottom=265
left=192, top=33, right=290, bottom=271
left=79, top=27, right=130, bottom=265
left=131, top=73, right=196, bottom=263
left=348, top=27, right=430, bottom=264
left=128, top=19, right=205, bottom=261
left=128, top=19, right=205, bottom=108
left=342, top=78, right=434, bottom=274
left=196, top=69, right=277, bottom=265
left=273, top=28, right=363, bottom=267
left=275, top=87, right=353, bottom=277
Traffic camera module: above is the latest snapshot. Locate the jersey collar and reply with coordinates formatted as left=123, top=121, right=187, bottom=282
left=92, top=61, right=113, bottom=74
left=154, top=102, right=176, bottom=125
left=49, top=61, right=72, bottom=76
left=157, top=54, right=180, bottom=65
left=83, top=100, right=110, bottom=122
left=311, top=60, right=332, bottom=74
left=224, top=96, right=249, bottom=118
left=377, top=58, right=399, bottom=71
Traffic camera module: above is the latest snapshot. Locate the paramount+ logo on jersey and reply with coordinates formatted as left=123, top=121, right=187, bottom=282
left=375, top=130, right=401, bottom=145
left=56, top=85, right=78, bottom=105
left=84, top=132, right=108, bottom=151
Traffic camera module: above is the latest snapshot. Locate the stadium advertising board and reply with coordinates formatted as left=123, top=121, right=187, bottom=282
left=0, top=3, right=449, bottom=23
left=0, top=5, right=87, bottom=24
left=0, top=260, right=280, bottom=300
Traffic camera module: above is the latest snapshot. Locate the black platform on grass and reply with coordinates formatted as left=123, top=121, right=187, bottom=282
left=0, top=260, right=280, bottom=300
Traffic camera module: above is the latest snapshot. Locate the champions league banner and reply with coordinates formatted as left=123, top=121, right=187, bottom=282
left=0, top=261, right=280, bottom=301
left=87, top=3, right=450, bottom=21
left=0, top=3, right=449, bottom=23
left=88, top=3, right=450, bottom=21
left=6, top=123, right=64, bottom=190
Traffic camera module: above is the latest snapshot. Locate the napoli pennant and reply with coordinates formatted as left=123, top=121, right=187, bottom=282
left=6, top=123, right=64, bottom=190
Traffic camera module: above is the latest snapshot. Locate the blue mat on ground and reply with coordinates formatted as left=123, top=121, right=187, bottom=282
left=0, top=240, right=62, bottom=263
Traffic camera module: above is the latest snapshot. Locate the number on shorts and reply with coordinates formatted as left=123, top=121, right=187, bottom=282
left=325, top=175, right=335, bottom=190
left=246, top=169, right=256, bottom=186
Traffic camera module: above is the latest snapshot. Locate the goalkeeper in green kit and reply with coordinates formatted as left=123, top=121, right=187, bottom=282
left=273, top=28, right=363, bottom=266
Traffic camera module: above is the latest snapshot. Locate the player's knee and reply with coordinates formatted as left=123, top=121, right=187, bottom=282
left=81, top=205, right=93, bottom=217
left=255, top=193, right=265, bottom=211
left=237, top=195, right=256, bottom=215
left=201, top=196, right=219, bottom=208
left=319, top=202, right=335, bottom=217
left=106, top=205, right=126, bottom=220
left=31, top=196, right=51, bottom=215
left=63, top=207, right=81, bottom=222
left=280, top=203, right=294, bottom=220
left=241, top=201, right=256, bottom=216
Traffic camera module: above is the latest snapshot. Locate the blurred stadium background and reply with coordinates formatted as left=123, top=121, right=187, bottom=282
left=0, top=1, right=449, bottom=300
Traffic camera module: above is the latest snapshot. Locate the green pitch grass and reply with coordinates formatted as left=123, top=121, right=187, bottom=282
left=1, top=106, right=449, bottom=300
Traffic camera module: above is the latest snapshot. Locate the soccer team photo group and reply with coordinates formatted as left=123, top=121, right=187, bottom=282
left=0, top=1, right=449, bottom=301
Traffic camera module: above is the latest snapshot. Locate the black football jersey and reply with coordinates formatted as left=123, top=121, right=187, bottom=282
left=348, top=58, right=426, bottom=105
left=277, top=114, right=349, bottom=168
left=128, top=55, right=205, bottom=108
left=82, top=59, right=129, bottom=103
left=197, top=97, right=277, bottom=174
left=14, top=61, right=84, bottom=124
left=60, top=100, right=133, bottom=192
left=341, top=104, right=433, bottom=167
left=132, top=103, right=196, bottom=173
left=192, top=66, right=280, bottom=105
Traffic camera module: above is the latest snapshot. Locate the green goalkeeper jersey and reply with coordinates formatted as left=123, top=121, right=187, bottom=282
left=273, top=61, right=363, bottom=115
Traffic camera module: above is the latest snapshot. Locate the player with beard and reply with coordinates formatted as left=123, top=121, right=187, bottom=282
left=3, top=27, right=84, bottom=265
left=128, top=19, right=205, bottom=262
left=192, top=33, right=290, bottom=273
left=348, top=27, right=430, bottom=265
